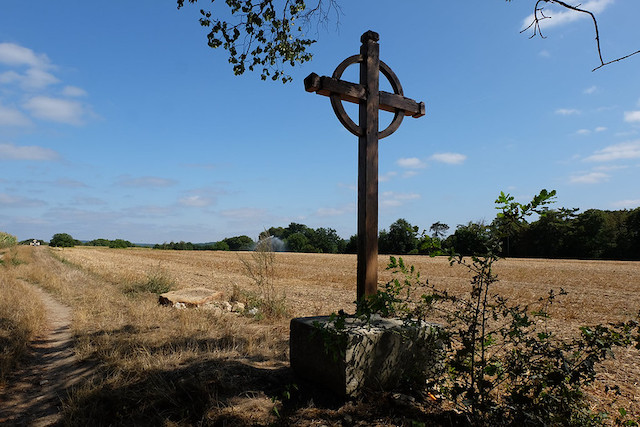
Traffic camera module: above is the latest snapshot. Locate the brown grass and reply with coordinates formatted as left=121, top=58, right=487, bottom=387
left=0, top=246, right=47, bottom=382
left=6, top=246, right=640, bottom=424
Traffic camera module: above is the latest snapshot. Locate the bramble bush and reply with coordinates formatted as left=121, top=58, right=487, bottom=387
left=321, top=190, right=640, bottom=425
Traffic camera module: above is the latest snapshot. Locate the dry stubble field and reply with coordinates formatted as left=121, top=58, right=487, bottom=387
left=7, top=246, right=640, bottom=424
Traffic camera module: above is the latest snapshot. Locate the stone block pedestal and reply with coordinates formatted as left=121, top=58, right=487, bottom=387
left=290, top=315, right=443, bottom=397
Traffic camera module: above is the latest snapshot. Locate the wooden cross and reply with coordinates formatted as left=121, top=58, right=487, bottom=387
left=304, top=30, right=425, bottom=301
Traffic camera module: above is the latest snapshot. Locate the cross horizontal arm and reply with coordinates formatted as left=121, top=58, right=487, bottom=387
left=304, top=73, right=425, bottom=118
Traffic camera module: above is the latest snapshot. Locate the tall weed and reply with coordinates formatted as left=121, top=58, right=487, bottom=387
left=240, top=236, right=288, bottom=319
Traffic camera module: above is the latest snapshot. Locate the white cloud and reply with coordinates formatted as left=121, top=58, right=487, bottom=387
left=0, top=43, right=50, bottom=68
left=22, top=68, right=59, bottom=89
left=0, top=142, right=59, bottom=160
left=583, top=86, right=597, bottom=95
left=23, top=96, right=86, bottom=125
left=594, top=164, right=627, bottom=171
left=538, top=50, right=551, bottom=58
left=569, top=171, right=609, bottom=184
left=0, top=68, right=58, bottom=89
left=402, top=170, right=420, bottom=178
left=576, top=129, right=591, bottom=136
left=612, top=199, right=640, bottom=209
left=379, top=171, right=398, bottom=182
left=117, top=176, right=177, bottom=188
left=430, top=152, right=467, bottom=165
left=381, top=191, right=420, bottom=207
left=179, top=195, right=214, bottom=207
left=555, top=108, right=580, bottom=115
left=595, top=126, right=607, bottom=132
left=62, top=86, right=88, bottom=97
left=0, top=104, right=31, bottom=126
left=584, top=141, right=640, bottom=162
left=522, top=0, right=614, bottom=30
left=624, top=111, right=640, bottom=123
left=396, top=157, right=427, bottom=169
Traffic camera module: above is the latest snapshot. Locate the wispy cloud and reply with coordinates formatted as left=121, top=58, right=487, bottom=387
left=522, top=0, right=614, bottom=30
left=576, top=129, right=591, bottom=136
left=61, top=85, right=88, bottom=97
left=23, top=96, right=86, bottom=125
left=179, top=195, right=214, bottom=207
left=430, top=152, right=467, bottom=165
left=0, top=142, right=59, bottom=161
left=0, top=104, right=31, bottom=126
left=178, top=188, right=223, bottom=208
left=0, top=42, right=51, bottom=68
left=612, top=199, right=640, bottom=209
left=381, top=191, right=420, bottom=207
left=396, top=157, right=427, bottom=169
left=379, top=171, right=398, bottom=182
left=0, top=43, right=92, bottom=126
left=0, top=193, right=46, bottom=208
left=584, top=141, right=640, bottom=162
left=583, top=86, right=597, bottom=95
left=117, top=176, right=177, bottom=188
left=555, top=108, right=581, bottom=116
left=624, top=111, right=640, bottom=123
left=569, top=171, right=610, bottom=184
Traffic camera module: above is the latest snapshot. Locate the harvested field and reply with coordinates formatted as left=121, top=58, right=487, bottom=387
left=5, top=246, right=640, bottom=424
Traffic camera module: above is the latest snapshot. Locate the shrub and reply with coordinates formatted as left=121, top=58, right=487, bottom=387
left=0, top=231, right=18, bottom=249
left=321, top=190, right=640, bottom=425
left=50, top=233, right=76, bottom=247
left=239, top=235, right=288, bottom=319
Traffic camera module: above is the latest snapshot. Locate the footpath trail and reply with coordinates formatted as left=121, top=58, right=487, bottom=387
left=0, top=280, right=90, bottom=426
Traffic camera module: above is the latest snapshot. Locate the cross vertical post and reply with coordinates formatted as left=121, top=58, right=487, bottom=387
left=304, top=30, right=425, bottom=303
left=357, top=31, right=380, bottom=301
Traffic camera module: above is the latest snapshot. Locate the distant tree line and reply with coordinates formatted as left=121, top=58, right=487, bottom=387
left=41, top=200, right=640, bottom=260
left=46, top=233, right=136, bottom=249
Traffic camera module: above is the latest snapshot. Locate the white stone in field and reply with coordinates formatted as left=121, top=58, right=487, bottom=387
left=158, top=287, right=224, bottom=308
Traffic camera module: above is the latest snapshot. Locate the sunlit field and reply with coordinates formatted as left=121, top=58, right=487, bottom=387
left=5, top=246, right=640, bottom=424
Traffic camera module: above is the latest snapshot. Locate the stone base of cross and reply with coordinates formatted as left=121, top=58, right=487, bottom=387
left=305, top=30, right=425, bottom=301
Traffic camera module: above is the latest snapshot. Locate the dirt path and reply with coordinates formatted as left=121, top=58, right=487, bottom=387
left=0, top=283, right=90, bottom=426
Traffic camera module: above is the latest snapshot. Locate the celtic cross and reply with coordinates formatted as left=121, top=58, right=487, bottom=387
left=304, top=30, right=425, bottom=301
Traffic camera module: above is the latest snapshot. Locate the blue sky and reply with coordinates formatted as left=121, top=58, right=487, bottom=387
left=1, top=0, right=640, bottom=243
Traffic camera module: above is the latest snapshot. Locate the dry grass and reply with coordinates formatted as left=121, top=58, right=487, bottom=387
left=0, top=246, right=47, bottom=382
left=6, top=246, right=640, bottom=424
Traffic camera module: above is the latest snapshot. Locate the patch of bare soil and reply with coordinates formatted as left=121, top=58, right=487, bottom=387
left=0, top=284, right=92, bottom=426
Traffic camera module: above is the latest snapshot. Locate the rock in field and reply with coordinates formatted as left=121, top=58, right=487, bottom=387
left=158, top=287, right=224, bottom=308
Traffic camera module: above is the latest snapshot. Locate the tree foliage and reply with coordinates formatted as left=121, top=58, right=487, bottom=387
left=50, top=233, right=76, bottom=248
left=177, top=0, right=340, bottom=82
left=178, top=0, right=637, bottom=83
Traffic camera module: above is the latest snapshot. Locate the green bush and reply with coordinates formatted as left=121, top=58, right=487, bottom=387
left=50, top=233, right=76, bottom=248
left=0, top=231, right=18, bottom=249
left=321, top=190, right=640, bottom=425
